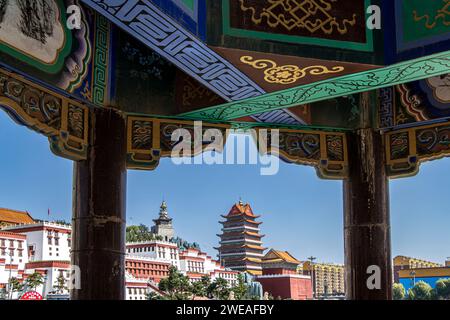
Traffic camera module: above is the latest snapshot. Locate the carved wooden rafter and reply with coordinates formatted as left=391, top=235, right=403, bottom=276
left=0, top=68, right=89, bottom=161
left=127, top=115, right=349, bottom=179
left=4, top=67, right=450, bottom=180
left=254, top=128, right=348, bottom=179
left=386, top=121, right=450, bottom=178
left=126, top=116, right=231, bottom=170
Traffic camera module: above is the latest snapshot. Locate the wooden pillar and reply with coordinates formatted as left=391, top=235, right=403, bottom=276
left=71, top=108, right=127, bottom=300
left=343, top=93, right=392, bottom=300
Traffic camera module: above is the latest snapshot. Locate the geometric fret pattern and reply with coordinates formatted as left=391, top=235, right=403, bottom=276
left=80, top=0, right=303, bottom=125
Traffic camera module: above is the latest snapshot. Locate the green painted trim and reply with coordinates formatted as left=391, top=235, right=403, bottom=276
left=222, top=0, right=374, bottom=52
left=66, top=7, right=92, bottom=92
left=0, top=0, right=73, bottom=74
left=124, top=111, right=352, bottom=132
left=182, top=0, right=195, bottom=11
left=180, top=50, right=450, bottom=122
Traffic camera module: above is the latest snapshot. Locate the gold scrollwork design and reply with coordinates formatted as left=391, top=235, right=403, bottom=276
left=240, top=56, right=344, bottom=85
left=0, top=67, right=88, bottom=161
left=413, top=1, right=450, bottom=29
left=239, top=0, right=357, bottom=34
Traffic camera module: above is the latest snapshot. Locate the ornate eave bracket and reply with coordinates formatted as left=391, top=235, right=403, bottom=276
left=252, top=128, right=349, bottom=179
left=0, top=69, right=89, bottom=161
left=126, top=116, right=231, bottom=170
left=386, top=121, right=450, bottom=178
left=126, top=116, right=349, bottom=179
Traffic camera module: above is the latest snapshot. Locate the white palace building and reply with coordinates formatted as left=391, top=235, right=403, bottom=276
left=0, top=203, right=238, bottom=300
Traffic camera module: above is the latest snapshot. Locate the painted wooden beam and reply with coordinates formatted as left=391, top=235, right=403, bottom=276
left=80, top=0, right=304, bottom=125
left=180, top=50, right=450, bottom=121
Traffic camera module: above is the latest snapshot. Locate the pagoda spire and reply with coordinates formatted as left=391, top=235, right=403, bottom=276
left=159, top=200, right=170, bottom=219
left=151, top=201, right=175, bottom=241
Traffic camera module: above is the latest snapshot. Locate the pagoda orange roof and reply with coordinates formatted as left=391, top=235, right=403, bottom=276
left=245, top=231, right=264, bottom=237
left=0, top=208, right=34, bottom=225
left=242, top=244, right=267, bottom=250
left=225, top=202, right=259, bottom=218
left=217, top=230, right=264, bottom=238
left=243, top=257, right=262, bottom=263
left=244, top=219, right=262, bottom=224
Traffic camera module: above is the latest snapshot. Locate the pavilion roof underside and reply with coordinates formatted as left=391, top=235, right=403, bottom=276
left=78, top=0, right=450, bottom=130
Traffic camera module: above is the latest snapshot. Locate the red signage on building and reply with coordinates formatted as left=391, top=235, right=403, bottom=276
left=20, top=291, right=43, bottom=300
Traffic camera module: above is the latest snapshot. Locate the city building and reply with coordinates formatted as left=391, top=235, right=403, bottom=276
left=178, top=247, right=238, bottom=286
left=215, top=201, right=266, bottom=275
left=395, top=256, right=450, bottom=292
left=261, top=249, right=300, bottom=275
left=0, top=203, right=239, bottom=299
left=0, top=221, right=72, bottom=299
left=125, top=243, right=239, bottom=288
left=0, top=230, right=28, bottom=297
left=0, top=208, right=34, bottom=228
left=125, top=255, right=171, bottom=284
left=125, top=272, right=165, bottom=300
left=302, top=261, right=345, bottom=298
left=126, top=240, right=180, bottom=269
left=393, top=255, right=443, bottom=283
left=256, top=249, right=312, bottom=300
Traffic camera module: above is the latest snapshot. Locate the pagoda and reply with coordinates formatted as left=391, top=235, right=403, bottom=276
left=215, top=201, right=266, bottom=275
left=151, top=201, right=175, bottom=241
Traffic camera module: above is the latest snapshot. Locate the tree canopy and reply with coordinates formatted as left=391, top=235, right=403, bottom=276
left=407, top=281, right=433, bottom=300
left=392, top=283, right=405, bottom=300
left=151, top=268, right=261, bottom=300
left=126, top=224, right=162, bottom=242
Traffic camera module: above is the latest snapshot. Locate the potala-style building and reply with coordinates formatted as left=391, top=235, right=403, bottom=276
left=0, top=221, right=72, bottom=299
left=0, top=203, right=239, bottom=300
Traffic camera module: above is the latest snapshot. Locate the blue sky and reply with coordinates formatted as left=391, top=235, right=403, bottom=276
left=0, top=111, right=449, bottom=264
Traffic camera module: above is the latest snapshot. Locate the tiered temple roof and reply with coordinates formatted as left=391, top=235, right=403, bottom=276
left=216, top=201, right=265, bottom=275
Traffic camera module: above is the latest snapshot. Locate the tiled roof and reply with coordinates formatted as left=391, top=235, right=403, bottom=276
left=226, top=202, right=258, bottom=218
left=0, top=208, right=34, bottom=225
left=263, top=249, right=300, bottom=264
left=242, top=244, right=266, bottom=250
left=243, top=257, right=262, bottom=263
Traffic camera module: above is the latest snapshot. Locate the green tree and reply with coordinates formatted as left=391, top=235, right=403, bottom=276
left=53, top=274, right=67, bottom=293
left=146, top=291, right=166, bottom=300
left=407, top=281, right=433, bottom=300
left=126, top=224, right=156, bottom=243
left=209, top=278, right=230, bottom=300
left=158, top=266, right=192, bottom=300
left=25, top=272, right=45, bottom=291
left=191, top=281, right=207, bottom=298
left=392, top=283, right=406, bottom=300
left=434, top=278, right=450, bottom=300
left=8, top=277, right=24, bottom=298
left=232, top=274, right=248, bottom=300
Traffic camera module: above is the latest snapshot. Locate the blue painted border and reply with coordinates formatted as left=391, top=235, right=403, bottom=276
left=384, top=0, right=450, bottom=64
left=80, top=0, right=307, bottom=125
left=395, top=0, right=450, bottom=52
left=149, top=0, right=206, bottom=40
